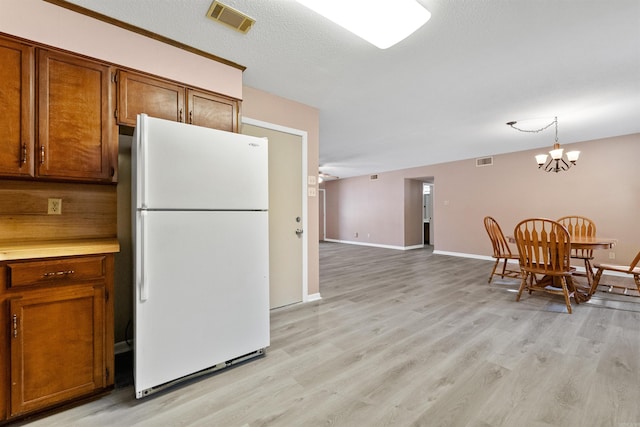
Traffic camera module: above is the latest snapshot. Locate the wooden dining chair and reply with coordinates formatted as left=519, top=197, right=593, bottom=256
left=483, top=216, right=521, bottom=283
left=514, top=218, right=577, bottom=313
left=556, top=215, right=596, bottom=284
left=590, top=250, right=640, bottom=296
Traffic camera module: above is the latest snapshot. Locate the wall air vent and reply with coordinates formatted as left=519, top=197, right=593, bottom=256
left=370, top=174, right=379, bottom=180
left=206, top=1, right=255, bottom=34
left=475, top=157, right=493, bottom=167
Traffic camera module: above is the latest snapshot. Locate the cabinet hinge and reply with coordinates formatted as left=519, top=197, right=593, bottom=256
left=111, top=72, right=118, bottom=83
left=114, top=109, right=118, bottom=119
left=106, top=367, right=110, bottom=379
left=105, top=290, right=110, bottom=301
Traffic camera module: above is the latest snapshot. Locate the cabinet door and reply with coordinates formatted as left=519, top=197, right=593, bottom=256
left=38, top=50, right=114, bottom=181
left=186, top=89, right=238, bottom=132
left=0, top=37, right=34, bottom=177
left=9, top=286, right=105, bottom=417
left=117, top=70, right=185, bottom=126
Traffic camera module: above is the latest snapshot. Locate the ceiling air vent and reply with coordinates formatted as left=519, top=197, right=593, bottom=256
left=370, top=174, right=379, bottom=180
left=475, top=157, right=493, bottom=167
left=206, top=1, right=255, bottom=34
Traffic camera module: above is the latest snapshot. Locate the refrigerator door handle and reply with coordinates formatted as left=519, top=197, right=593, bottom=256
left=138, top=113, right=149, bottom=209
left=140, top=210, right=149, bottom=301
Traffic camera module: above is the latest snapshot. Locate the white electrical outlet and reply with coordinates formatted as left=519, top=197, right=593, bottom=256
left=48, top=198, right=62, bottom=215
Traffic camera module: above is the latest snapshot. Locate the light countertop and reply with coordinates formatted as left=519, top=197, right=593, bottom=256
left=0, top=238, right=120, bottom=261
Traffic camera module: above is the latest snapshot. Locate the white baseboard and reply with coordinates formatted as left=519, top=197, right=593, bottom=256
left=432, top=250, right=630, bottom=277
left=324, top=238, right=423, bottom=251
left=432, top=250, right=494, bottom=261
left=306, top=292, right=322, bottom=302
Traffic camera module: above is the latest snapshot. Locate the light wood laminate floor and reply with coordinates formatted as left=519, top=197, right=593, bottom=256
left=17, top=242, right=640, bottom=426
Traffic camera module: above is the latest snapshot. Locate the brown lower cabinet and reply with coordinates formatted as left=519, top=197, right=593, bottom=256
left=0, top=253, right=114, bottom=422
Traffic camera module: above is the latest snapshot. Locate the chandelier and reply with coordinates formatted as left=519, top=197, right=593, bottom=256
left=506, top=116, right=580, bottom=173
left=318, top=171, right=339, bottom=182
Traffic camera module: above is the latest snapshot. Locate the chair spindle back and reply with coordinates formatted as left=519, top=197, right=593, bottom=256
left=556, top=215, right=596, bottom=260
left=514, top=218, right=572, bottom=275
left=484, top=216, right=513, bottom=258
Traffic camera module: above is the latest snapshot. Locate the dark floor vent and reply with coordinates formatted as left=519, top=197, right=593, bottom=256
left=370, top=174, right=379, bottom=180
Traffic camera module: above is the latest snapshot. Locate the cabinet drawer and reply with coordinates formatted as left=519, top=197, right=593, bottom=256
left=7, top=256, right=105, bottom=288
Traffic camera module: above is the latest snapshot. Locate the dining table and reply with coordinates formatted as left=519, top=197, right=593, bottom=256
left=507, top=234, right=617, bottom=302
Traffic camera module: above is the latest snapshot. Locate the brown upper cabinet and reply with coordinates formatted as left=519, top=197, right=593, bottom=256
left=0, top=36, right=117, bottom=183
left=117, top=70, right=239, bottom=132
left=0, top=37, right=35, bottom=178
left=38, top=49, right=116, bottom=182
left=116, top=70, right=185, bottom=125
left=187, top=88, right=238, bottom=132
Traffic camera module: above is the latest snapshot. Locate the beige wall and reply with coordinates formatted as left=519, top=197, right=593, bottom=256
left=325, top=133, right=640, bottom=266
left=1, top=2, right=320, bottom=337
left=1, top=0, right=244, bottom=344
left=0, top=0, right=242, bottom=98
left=325, top=173, right=406, bottom=247
left=241, top=86, right=320, bottom=296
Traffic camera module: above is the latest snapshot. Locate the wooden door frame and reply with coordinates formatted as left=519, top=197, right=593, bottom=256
left=241, top=117, right=309, bottom=302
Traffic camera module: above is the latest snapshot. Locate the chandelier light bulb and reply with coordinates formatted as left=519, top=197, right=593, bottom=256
left=566, top=150, right=580, bottom=163
left=549, top=148, right=564, bottom=160
left=535, top=154, right=548, bottom=166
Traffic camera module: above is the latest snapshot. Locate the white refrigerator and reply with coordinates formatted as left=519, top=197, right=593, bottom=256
left=132, top=114, right=269, bottom=398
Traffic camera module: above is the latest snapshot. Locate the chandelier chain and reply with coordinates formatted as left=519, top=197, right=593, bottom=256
left=507, top=117, right=556, bottom=134
left=507, top=116, right=558, bottom=143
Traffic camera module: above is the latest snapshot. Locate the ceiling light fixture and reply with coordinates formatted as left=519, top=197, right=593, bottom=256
left=507, top=116, right=580, bottom=173
left=295, top=0, right=431, bottom=49
left=318, top=171, right=339, bottom=182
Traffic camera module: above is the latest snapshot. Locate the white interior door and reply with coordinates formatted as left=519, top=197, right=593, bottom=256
left=242, top=123, right=303, bottom=309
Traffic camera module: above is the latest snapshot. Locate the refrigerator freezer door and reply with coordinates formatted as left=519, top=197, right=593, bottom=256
left=133, top=210, right=270, bottom=397
left=133, top=114, right=268, bottom=211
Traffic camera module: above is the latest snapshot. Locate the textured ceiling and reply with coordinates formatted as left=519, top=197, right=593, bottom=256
left=64, top=0, right=640, bottom=178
